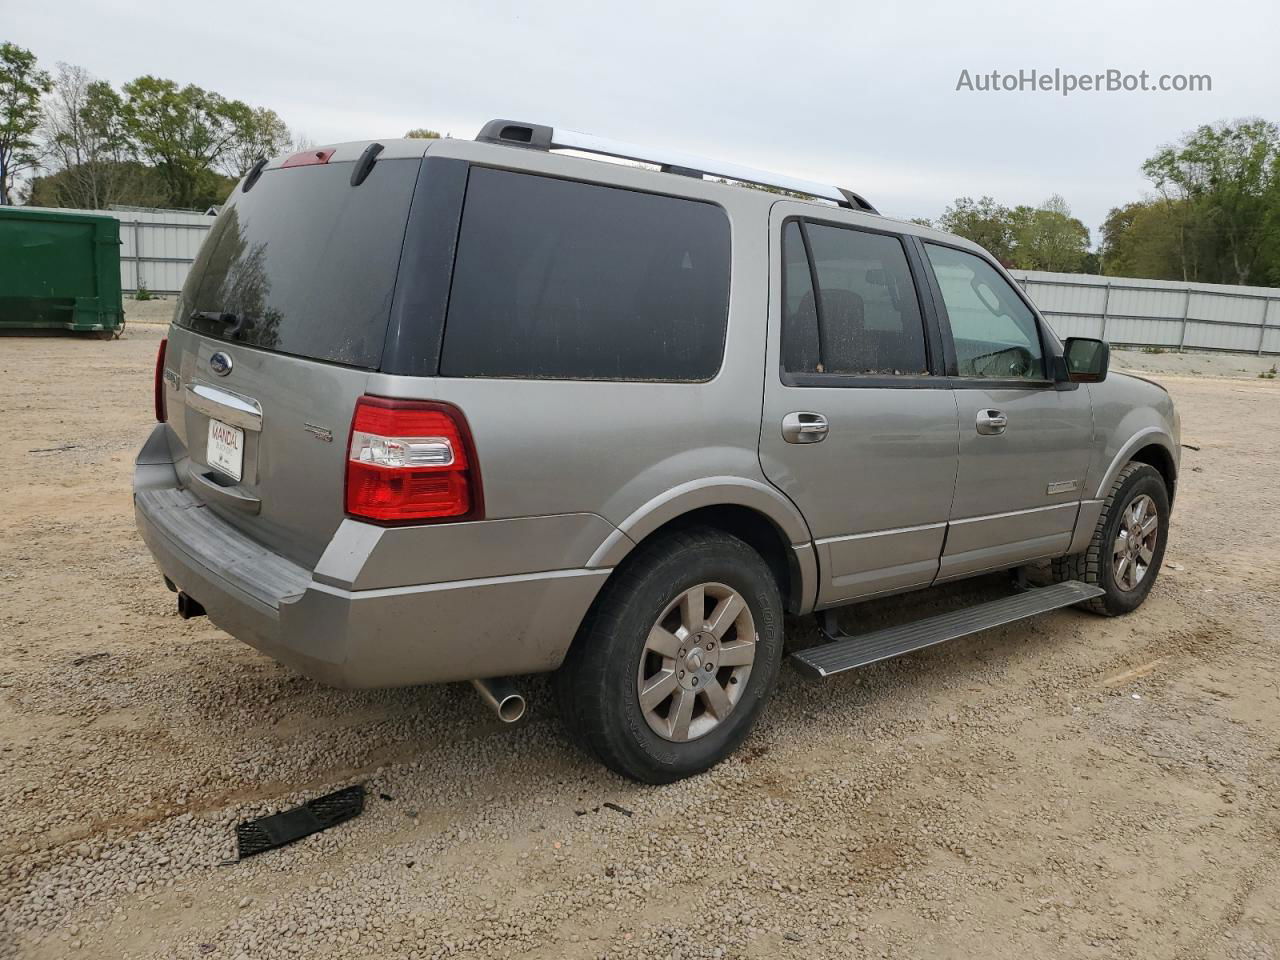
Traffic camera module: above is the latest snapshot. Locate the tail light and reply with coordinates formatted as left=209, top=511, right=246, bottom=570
left=281, top=147, right=336, bottom=167
left=154, top=337, right=168, bottom=422
left=345, top=396, right=483, bottom=524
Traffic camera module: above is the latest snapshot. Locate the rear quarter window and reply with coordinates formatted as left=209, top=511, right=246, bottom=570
left=440, top=168, right=731, bottom=381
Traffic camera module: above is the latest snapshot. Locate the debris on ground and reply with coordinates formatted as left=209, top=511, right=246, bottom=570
left=235, top=785, right=365, bottom=859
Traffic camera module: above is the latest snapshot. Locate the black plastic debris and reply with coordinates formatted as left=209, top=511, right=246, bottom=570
left=235, top=785, right=365, bottom=859
left=574, top=801, right=634, bottom=818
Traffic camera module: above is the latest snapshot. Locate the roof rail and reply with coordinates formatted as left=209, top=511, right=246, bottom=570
left=475, top=119, right=878, bottom=214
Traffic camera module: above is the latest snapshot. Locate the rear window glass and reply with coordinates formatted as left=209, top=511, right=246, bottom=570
left=440, top=168, right=730, bottom=381
left=178, top=158, right=420, bottom=368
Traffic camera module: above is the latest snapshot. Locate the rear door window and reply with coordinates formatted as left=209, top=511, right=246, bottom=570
left=178, top=158, right=420, bottom=369
left=782, top=220, right=929, bottom=376
left=440, top=168, right=731, bottom=381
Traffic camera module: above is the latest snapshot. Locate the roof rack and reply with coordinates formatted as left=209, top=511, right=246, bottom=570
left=475, top=119, right=878, bottom=214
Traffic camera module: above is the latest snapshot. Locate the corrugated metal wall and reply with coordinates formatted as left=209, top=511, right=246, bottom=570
left=116, top=209, right=215, bottom=295
left=22, top=205, right=215, bottom=295
left=1010, top=270, right=1280, bottom=356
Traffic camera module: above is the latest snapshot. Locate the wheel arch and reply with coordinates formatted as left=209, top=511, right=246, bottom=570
left=1095, top=427, right=1179, bottom=504
left=589, top=479, right=819, bottom=615
left=1128, top=442, right=1178, bottom=504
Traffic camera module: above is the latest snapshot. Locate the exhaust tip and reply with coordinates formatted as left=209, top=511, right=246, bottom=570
left=496, top=692, right=526, bottom=724
left=176, top=592, right=206, bottom=620
left=470, top=677, right=526, bottom=723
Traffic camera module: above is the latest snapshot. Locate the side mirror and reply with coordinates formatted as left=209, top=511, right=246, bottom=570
left=1063, top=337, right=1109, bottom=383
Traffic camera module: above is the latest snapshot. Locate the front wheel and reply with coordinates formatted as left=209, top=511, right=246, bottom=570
left=554, top=527, right=783, bottom=783
left=1047, top=461, right=1171, bottom=616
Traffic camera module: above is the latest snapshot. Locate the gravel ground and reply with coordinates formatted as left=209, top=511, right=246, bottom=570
left=121, top=298, right=176, bottom=327
left=1111, top=347, right=1280, bottom=381
left=2, top=326, right=1280, bottom=960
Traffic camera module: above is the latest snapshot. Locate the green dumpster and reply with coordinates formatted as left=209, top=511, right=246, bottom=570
left=0, top=206, right=125, bottom=337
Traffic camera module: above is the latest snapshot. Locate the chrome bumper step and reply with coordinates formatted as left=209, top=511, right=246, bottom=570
left=791, top=580, right=1105, bottom=679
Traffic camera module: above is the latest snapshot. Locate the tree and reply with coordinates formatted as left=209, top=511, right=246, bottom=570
left=0, top=42, right=52, bottom=205
left=1100, top=200, right=1188, bottom=280
left=1142, top=119, right=1280, bottom=285
left=938, top=196, right=1016, bottom=263
left=404, top=128, right=442, bottom=139
left=25, top=160, right=169, bottom=209
left=1009, top=195, right=1091, bottom=272
left=38, top=63, right=143, bottom=209
left=220, top=105, right=291, bottom=178
left=121, top=76, right=246, bottom=208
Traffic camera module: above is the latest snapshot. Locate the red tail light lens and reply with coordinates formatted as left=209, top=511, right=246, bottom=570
left=154, top=337, right=168, bottom=422
left=281, top=147, right=336, bottom=167
left=345, top=396, right=483, bottom=524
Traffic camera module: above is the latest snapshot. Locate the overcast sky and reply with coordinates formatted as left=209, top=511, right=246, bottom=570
left=13, top=0, right=1280, bottom=239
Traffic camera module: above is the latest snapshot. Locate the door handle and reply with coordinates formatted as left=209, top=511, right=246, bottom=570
left=976, top=409, right=1008, bottom=435
left=782, top=412, right=829, bottom=444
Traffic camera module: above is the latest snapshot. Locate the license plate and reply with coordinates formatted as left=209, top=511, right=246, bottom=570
left=207, top=419, right=244, bottom=481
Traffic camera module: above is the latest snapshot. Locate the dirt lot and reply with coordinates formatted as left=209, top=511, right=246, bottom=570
left=2, top=327, right=1279, bottom=960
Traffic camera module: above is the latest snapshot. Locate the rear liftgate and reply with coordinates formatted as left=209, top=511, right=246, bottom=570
left=791, top=580, right=1104, bottom=679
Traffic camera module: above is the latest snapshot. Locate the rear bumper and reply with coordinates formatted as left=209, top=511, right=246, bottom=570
left=134, top=425, right=610, bottom=688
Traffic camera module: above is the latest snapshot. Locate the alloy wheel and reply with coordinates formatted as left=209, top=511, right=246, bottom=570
left=635, top=582, right=757, bottom=742
left=1112, top=493, right=1159, bottom=592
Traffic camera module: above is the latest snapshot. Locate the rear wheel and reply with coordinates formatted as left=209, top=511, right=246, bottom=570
left=1043, top=461, right=1170, bottom=616
left=554, top=527, right=783, bottom=783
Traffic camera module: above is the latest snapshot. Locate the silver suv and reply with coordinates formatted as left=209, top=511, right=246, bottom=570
left=135, top=120, right=1179, bottom=783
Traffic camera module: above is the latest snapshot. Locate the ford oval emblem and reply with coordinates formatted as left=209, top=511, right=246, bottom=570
left=209, top=351, right=233, bottom=377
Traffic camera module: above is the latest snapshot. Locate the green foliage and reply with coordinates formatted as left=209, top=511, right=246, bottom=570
left=134, top=280, right=153, bottom=301
left=1100, top=200, right=1188, bottom=280
left=24, top=66, right=294, bottom=210
left=121, top=76, right=248, bottom=208
left=938, top=196, right=1016, bottom=263
left=221, top=105, right=291, bottom=178
left=404, top=128, right=442, bottom=139
left=1141, top=345, right=1165, bottom=354
left=938, top=194, right=1090, bottom=271
left=0, top=41, right=52, bottom=205
left=26, top=159, right=169, bottom=208
left=1141, top=119, right=1279, bottom=285
left=1009, top=195, right=1091, bottom=272
left=939, top=119, right=1280, bottom=287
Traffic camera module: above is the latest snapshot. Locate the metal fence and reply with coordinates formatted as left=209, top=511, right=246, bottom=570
left=1010, top=269, right=1280, bottom=356
left=23, top=205, right=215, bottom=295
left=116, top=208, right=214, bottom=295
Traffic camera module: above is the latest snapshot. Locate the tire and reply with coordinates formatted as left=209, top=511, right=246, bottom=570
left=554, top=526, right=784, bottom=784
left=1045, top=462, right=1170, bottom=616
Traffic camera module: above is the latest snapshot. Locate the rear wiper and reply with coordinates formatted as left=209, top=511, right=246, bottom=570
left=190, top=310, right=254, bottom=338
